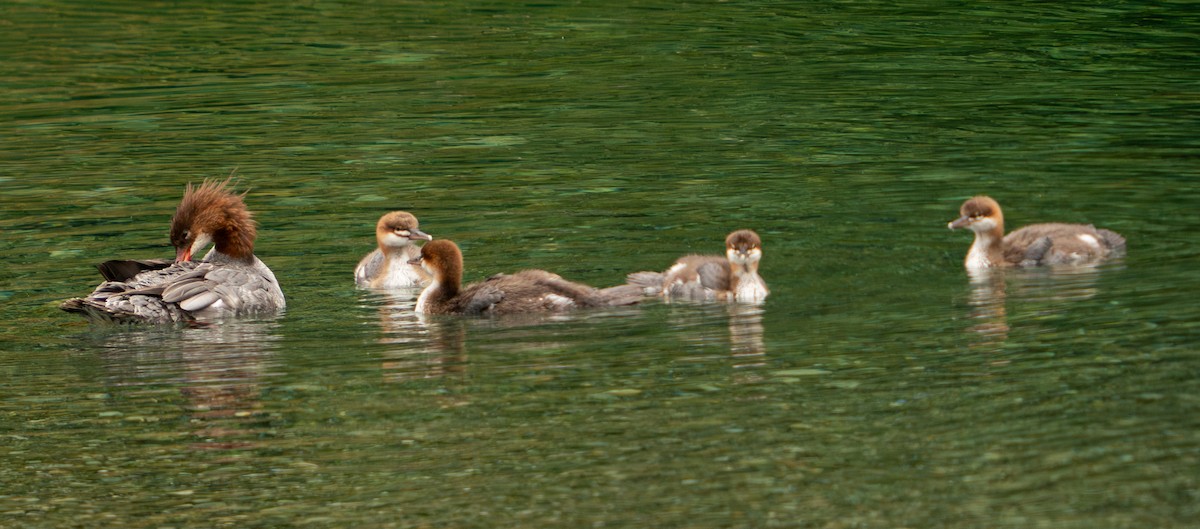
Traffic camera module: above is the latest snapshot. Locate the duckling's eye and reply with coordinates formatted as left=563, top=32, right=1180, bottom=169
left=183, top=229, right=191, bottom=240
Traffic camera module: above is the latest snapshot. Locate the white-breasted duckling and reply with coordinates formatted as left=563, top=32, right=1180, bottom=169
left=627, top=229, right=769, bottom=304
left=948, top=195, right=1125, bottom=269
left=354, top=211, right=433, bottom=288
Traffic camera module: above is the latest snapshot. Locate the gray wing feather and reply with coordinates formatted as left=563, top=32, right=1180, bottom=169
left=63, top=256, right=283, bottom=323
left=1017, top=236, right=1054, bottom=267
left=457, top=283, right=506, bottom=314
left=96, top=259, right=175, bottom=282
left=696, top=262, right=731, bottom=291
left=667, top=262, right=728, bottom=300
left=626, top=271, right=665, bottom=295
left=355, top=250, right=385, bottom=286
left=1097, top=229, right=1126, bottom=254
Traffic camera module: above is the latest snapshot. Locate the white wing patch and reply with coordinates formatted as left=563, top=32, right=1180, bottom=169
left=1077, top=233, right=1100, bottom=248
left=544, top=294, right=576, bottom=309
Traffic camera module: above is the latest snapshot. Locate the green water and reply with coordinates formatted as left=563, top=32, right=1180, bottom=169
left=2, top=1, right=1198, bottom=527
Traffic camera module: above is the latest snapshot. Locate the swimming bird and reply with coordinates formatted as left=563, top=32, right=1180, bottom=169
left=410, top=239, right=640, bottom=315
left=61, top=179, right=285, bottom=323
left=948, top=195, right=1125, bottom=269
left=626, top=229, right=769, bottom=303
left=354, top=211, right=433, bottom=288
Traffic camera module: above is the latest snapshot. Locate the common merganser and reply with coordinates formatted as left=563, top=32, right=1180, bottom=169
left=61, top=179, right=285, bottom=323
left=626, top=229, right=769, bottom=304
left=948, top=195, right=1126, bottom=269
left=354, top=211, right=433, bottom=288
left=410, top=239, right=640, bottom=315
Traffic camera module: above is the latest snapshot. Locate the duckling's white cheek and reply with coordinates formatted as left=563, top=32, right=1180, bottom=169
left=972, top=218, right=997, bottom=232
left=667, top=262, right=687, bottom=276
left=381, top=232, right=410, bottom=247
left=749, top=248, right=762, bottom=262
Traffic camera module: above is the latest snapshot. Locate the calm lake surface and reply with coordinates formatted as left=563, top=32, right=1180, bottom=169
left=2, top=1, right=1198, bottom=527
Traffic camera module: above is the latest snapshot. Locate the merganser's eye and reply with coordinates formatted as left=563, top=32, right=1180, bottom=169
left=183, top=229, right=191, bottom=240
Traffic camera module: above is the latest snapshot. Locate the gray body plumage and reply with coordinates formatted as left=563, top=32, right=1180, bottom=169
left=425, top=270, right=640, bottom=316
left=62, top=250, right=285, bottom=324
left=628, top=256, right=731, bottom=301
left=1004, top=223, right=1127, bottom=267
left=355, top=249, right=386, bottom=286
left=627, top=254, right=767, bottom=303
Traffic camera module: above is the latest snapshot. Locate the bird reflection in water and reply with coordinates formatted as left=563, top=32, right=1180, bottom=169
left=966, top=268, right=1010, bottom=349
left=92, top=319, right=281, bottom=451
left=1008, top=264, right=1108, bottom=302
left=726, top=304, right=768, bottom=384
left=364, top=289, right=466, bottom=385
left=178, top=321, right=280, bottom=450
left=664, top=301, right=768, bottom=384
left=963, top=263, right=1117, bottom=355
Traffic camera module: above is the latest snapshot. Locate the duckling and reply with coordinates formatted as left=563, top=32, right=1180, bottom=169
left=411, top=239, right=639, bottom=315
left=949, top=195, right=1125, bottom=269
left=626, top=229, right=768, bottom=303
left=355, top=211, right=433, bottom=288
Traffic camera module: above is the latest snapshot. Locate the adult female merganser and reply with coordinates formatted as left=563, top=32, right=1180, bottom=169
left=948, top=195, right=1126, bottom=269
left=626, top=229, right=769, bottom=304
left=61, top=179, right=286, bottom=323
left=354, top=211, right=433, bottom=288
left=410, top=239, right=640, bottom=315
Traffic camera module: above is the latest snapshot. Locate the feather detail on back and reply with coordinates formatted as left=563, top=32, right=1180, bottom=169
left=412, top=240, right=637, bottom=316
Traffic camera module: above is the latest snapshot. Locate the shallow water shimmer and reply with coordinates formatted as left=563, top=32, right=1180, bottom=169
left=2, top=1, right=1198, bottom=527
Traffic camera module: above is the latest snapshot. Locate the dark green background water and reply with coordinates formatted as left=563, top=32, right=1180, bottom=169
left=2, top=1, right=1198, bottom=527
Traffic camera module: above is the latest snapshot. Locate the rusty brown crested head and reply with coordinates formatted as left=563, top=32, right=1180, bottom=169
left=170, top=178, right=256, bottom=262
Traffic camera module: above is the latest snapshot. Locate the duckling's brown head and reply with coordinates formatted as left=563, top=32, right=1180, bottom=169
left=376, top=211, right=432, bottom=248
left=949, top=195, right=1003, bottom=233
left=410, top=239, right=463, bottom=281
left=725, top=229, right=763, bottom=264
